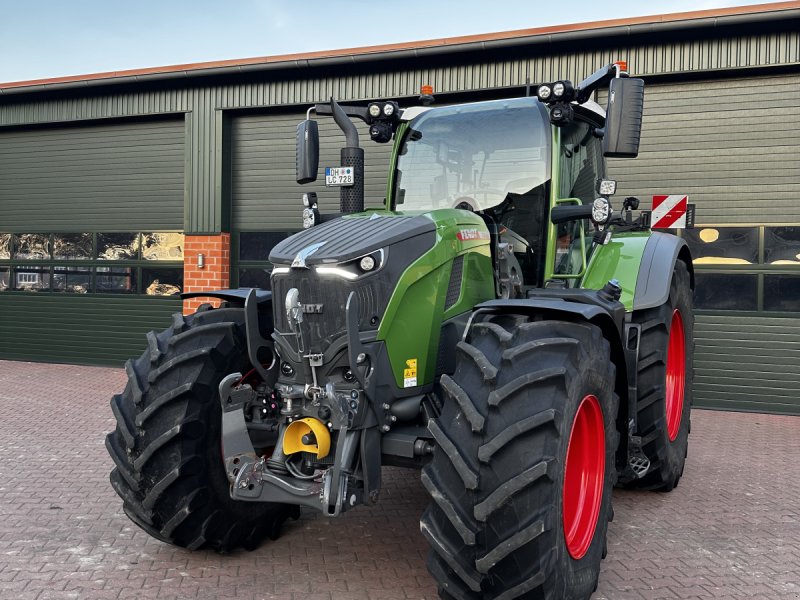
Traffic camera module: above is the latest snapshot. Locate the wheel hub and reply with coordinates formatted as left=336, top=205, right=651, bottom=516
left=562, top=394, right=605, bottom=560
left=665, top=309, right=686, bottom=441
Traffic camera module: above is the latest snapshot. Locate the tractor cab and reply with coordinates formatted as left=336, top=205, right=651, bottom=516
left=295, top=62, right=643, bottom=296
left=393, top=97, right=552, bottom=288
left=391, top=96, right=609, bottom=290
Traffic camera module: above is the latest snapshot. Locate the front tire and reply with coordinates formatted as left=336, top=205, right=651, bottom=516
left=105, top=307, right=297, bottom=552
left=421, top=318, right=619, bottom=599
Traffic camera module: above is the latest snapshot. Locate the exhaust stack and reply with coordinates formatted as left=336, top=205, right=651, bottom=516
left=331, top=98, right=365, bottom=214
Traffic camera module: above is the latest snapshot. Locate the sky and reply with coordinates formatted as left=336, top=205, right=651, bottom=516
left=0, top=0, right=776, bottom=83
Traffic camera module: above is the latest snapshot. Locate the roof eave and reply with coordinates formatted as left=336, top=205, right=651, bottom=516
left=2, top=2, right=799, bottom=96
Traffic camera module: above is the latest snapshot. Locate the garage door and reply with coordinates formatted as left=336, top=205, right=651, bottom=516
left=0, top=117, right=185, bottom=365
left=230, top=111, right=393, bottom=288
left=607, top=73, right=800, bottom=414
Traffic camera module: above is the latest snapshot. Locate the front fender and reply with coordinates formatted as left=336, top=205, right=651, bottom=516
left=472, top=294, right=629, bottom=412
left=181, top=288, right=275, bottom=383
left=181, top=288, right=273, bottom=305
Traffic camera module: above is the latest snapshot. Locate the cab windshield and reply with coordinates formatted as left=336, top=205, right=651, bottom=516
left=393, top=97, right=551, bottom=211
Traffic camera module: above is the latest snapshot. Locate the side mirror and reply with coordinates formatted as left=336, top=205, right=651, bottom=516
left=296, top=119, right=319, bottom=184
left=603, top=77, right=644, bottom=158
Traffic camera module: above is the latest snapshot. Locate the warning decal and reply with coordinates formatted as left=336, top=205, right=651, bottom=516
left=652, top=195, right=688, bottom=229
left=403, top=358, right=418, bottom=388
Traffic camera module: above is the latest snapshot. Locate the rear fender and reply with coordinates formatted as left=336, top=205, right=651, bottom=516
left=633, top=233, right=694, bottom=311
left=581, top=232, right=693, bottom=312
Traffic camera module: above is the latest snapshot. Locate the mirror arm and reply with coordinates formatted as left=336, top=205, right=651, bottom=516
left=575, top=63, right=623, bottom=104
left=314, top=102, right=370, bottom=126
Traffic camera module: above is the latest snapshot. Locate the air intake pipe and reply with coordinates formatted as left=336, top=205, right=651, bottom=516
left=330, top=98, right=364, bottom=214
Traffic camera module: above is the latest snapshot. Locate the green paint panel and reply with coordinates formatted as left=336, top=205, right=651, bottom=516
left=378, top=209, right=495, bottom=388
left=581, top=232, right=651, bottom=311
left=0, top=294, right=180, bottom=366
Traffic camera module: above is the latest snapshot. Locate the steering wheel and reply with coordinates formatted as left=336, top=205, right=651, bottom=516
left=452, top=189, right=507, bottom=211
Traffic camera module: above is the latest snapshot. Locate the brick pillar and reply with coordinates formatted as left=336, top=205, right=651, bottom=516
left=183, top=233, right=231, bottom=314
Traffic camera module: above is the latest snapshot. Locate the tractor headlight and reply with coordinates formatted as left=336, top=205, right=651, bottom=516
left=598, top=179, right=617, bottom=196
left=302, top=207, right=318, bottom=229
left=537, top=84, right=552, bottom=101
left=368, top=103, right=382, bottom=118
left=592, top=197, right=612, bottom=225
left=383, top=103, right=395, bottom=117
left=359, top=255, right=376, bottom=272
left=551, top=80, right=574, bottom=102
left=302, top=191, right=317, bottom=208
left=315, top=250, right=384, bottom=279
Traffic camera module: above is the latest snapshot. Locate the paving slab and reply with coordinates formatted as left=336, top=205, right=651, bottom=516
left=0, top=360, right=798, bottom=599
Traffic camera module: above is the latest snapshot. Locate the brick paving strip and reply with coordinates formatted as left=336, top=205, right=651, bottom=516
left=0, top=359, right=798, bottom=600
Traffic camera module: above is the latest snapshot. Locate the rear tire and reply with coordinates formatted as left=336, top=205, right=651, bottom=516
left=105, top=307, right=298, bottom=552
left=625, top=260, right=693, bottom=491
left=421, top=318, right=619, bottom=599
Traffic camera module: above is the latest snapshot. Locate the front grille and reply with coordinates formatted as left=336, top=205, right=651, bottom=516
left=272, top=270, right=389, bottom=353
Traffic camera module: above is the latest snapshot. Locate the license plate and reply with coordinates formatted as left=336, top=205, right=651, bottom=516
left=325, top=167, right=354, bottom=187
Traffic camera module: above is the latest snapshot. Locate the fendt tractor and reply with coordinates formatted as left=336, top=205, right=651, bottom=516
left=107, top=62, right=694, bottom=599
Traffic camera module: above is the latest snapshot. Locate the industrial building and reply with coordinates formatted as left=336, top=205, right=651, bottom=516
left=1, top=2, right=799, bottom=414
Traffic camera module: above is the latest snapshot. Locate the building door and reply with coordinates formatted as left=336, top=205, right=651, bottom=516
left=229, top=110, right=393, bottom=288
left=0, top=117, right=186, bottom=365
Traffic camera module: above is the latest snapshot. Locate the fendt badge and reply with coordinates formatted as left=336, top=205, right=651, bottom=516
left=301, top=304, right=324, bottom=314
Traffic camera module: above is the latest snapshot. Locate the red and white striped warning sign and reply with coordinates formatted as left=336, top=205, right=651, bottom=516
left=652, top=195, right=688, bottom=228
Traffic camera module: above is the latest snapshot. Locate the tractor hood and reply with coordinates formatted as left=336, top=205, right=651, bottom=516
left=269, top=213, right=436, bottom=266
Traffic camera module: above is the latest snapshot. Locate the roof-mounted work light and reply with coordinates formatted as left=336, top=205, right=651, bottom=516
left=552, top=80, right=575, bottom=102
left=537, top=84, right=552, bottom=102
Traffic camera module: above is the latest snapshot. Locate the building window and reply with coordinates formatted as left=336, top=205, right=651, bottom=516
left=683, top=225, right=800, bottom=314
left=0, top=232, right=184, bottom=296
left=234, top=231, right=294, bottom=289
left=693, top=273, right=758, bottom=311
left=0, top=234, right=11, bottom=260
left=683, top=227, right=758, bottom=265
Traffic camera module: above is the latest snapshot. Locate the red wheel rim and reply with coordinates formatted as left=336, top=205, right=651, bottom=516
left=562, top=394, right=605, bottom=560
left=665, top=309, right=686, bottom=441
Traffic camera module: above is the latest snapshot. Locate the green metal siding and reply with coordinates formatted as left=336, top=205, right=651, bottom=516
left=605, top=73, right=800, bottom=224
left=0, top=294, right=180, bottom=365
left=694, top=313, right=800, bottom=414
left=599, top=74, right=800, bottom=414
left=1, top=29, right=798, bottom=233
left=0, top=118, right=185, bottom=231
left=1, top=30, right=797, bottom=126
left=230, top=112, right=393, bottom=230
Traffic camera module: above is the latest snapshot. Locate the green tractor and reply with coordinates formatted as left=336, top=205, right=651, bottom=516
left=107, top=62, right=693, bottom=599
